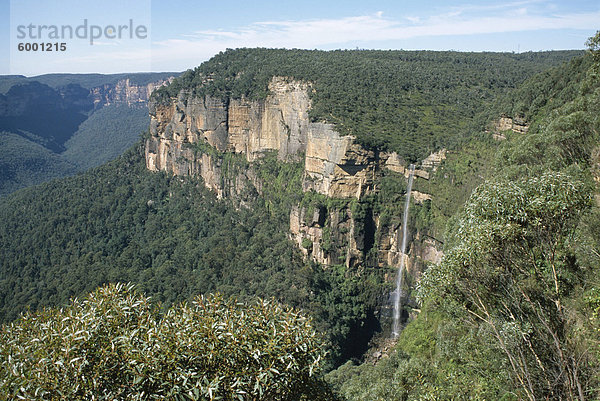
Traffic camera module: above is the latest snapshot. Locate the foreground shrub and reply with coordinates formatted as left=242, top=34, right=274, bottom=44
left=0, top=283, right=331, bottom=400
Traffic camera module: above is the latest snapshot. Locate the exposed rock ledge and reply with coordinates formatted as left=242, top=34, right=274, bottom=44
left=91, top=77, right=175, bottom=108
left=146, top=76, right=442, bottom=270
left=146, top=76, right=400, bottom=199
left=491, top=115, right=529, bottom=140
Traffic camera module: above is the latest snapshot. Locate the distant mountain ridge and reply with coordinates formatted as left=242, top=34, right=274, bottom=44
left=0, top=72, right=178, bottom=94
left=0, top=72, right=179, bottom=196
left=0, top=81, right=92, bottom=152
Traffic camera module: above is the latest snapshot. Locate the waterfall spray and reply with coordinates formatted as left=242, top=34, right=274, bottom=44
left=392, top=164, right=415, bottom=338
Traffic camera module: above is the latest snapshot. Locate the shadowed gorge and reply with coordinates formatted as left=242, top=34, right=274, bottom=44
left=0, top=81, right=91, bottom=152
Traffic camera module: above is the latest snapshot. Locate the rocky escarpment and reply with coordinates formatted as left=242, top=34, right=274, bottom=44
left=288, top=195, right=441, bottom=271
left=146, top=77, right=384, bottom=200
left=145, top=76, right=442, bottom=272
left=491, top=115, right=529, bottom=140
left=90, top=77, right=175, bottom=108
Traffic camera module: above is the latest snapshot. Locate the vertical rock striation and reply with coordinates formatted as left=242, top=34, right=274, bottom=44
left=90, top=77, right=175, bottom=108
left=145, top=76, right=441, bottom=271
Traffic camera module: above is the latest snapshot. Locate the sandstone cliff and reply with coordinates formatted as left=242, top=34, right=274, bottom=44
left=90, top=77, right=175, bottom=108
left=491, top=115, right=529, bottom=140
left=145, top=76, right=384, bottom=200
left=145, top=76, right=440, bottom=272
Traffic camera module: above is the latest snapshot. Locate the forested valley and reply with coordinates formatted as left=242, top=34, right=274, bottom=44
left=0, top=73, right=176, bottom=196
left=1, top=34, right=599, bottom=400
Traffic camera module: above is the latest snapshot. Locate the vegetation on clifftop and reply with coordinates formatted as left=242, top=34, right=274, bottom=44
left=1, top=35, right=599, bottom=400
left=153, top=48, right=581, bottom=161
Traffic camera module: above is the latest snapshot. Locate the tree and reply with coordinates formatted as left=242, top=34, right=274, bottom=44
left=586, top=30, right=600, bottom=65
left=0, top=283, right=333, bottom=400
left=419, top=172, right=594, bottom=400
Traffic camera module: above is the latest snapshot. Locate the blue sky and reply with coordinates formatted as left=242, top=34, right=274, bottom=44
left=1, top=0, right=598, bottom=76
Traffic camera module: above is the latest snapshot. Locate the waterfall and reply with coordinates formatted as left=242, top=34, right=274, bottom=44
left=391, top=164, right=415, bottom=339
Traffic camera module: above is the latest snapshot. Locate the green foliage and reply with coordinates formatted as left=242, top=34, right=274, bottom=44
left=327, top=351, right=437, bottom=401
left=493, top=55, right=593, bottom=123
left=301, top=238, right=313, bottom=250
left=497, top=65, right=600, bottom=176
left=62, top=104, right=150, bottom=170
left=576, top=205, right=600, bottom=387
left=2, top=41, right=598, bottom=401
left=419, top=171, right=595, bottom=400
left=1, top=101, right=150, bottom=197
left=586, top=30, right=600, bottom=66
left=0, top=283, right=332, bottom=400
left=186, top=139, right=223, bottom=158
left=0, top=132, right=77, bottom=197
left=306, top=264, right=384, bottom=369
left=253, top=151, right=304, bottom=221
left=0, top=143, right=380, bottom=368
left=0, top=145, right=303, bottom=322
left=332, top=41, right=600, bottom=401
left=327, top=306, right=514, bottom=400
left=586, top=287, right=600, bottom=334
left=409, top=136, right=499, bottom=242
left=482, top=47, right=599, bottom=184
left=153, top=48, right=580, bottom=162
left=372, top=170, right=407, bottom=228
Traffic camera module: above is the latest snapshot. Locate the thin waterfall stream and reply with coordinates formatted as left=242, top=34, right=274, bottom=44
left=391, top=164, right=415, bottom=338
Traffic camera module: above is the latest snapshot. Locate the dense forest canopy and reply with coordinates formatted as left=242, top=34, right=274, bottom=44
left=0, top=72, right=180, bottom=197
left=0, top=104, right=150, bottom=197
left=154, top=48, right=582, bottom=161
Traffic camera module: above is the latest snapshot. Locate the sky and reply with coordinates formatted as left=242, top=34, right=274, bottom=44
left=1, top=0, right=598, bottom=76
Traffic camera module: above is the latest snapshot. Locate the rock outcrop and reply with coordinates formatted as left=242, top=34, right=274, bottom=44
left=90, top=77, right=174, bottom=108
left=145, top=77, right=385, bottom=200
left=412, top=191, right=432, bottom=204
left=289, top=205, right=356, bottom=267
left=421, top=149, right=447, bottom=170
left=492, top=115, right=529, bottom=140
left=146, top=76, right=441, bottom=272
left=227, top=78, right=311, bottom=161
left=305, top=139, right=380, bottom=199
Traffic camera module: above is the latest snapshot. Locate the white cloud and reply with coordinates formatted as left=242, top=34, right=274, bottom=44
left=515, top=8, right=529, bottom=15
left=446, top=0, right=547, bottom=14
left=150, top=8, right=600, bottom=71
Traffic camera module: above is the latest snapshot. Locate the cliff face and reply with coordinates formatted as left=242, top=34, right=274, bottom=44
left=145, top=76, right=441, bottom=271
left=227, top=79, right=311, bottom=161
left=146, top=77, right=386, bottom=200
left=147, top=77, right=313, bottom=164
left=288, top=200, right=441, bottom=271
left=491, top=115, right=529, bottom=140
left=90, top=77, right=175, bottom=108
